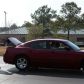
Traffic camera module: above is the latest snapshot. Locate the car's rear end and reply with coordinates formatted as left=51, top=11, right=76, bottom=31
left=3, top=46, right=31, bottom=64
left=3, top=37, right=23, bottom=64
left=5, top=37, right=22, bottom=47
left=3, top=47, right=17, bottom=64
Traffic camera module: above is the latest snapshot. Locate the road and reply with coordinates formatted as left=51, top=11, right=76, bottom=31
left=0, top=57, right=84, bottom=84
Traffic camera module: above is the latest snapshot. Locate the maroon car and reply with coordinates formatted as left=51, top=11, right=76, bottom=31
left=3, top=38, right=84, bottom=71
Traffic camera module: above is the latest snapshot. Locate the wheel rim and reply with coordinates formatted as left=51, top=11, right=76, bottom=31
left=16, top=58, right=27, bottom=69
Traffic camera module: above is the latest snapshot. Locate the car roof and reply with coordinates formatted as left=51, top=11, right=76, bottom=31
left=25, top=38, right=68, bottom=43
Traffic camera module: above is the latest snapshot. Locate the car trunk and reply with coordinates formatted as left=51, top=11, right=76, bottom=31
left=5, top=37, right=22, bottom=47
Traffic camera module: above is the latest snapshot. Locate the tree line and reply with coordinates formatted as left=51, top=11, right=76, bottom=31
left=23, top=2, right=84, bottom=40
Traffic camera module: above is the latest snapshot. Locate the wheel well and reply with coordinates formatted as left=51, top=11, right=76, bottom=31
left=13, top=54, right=31, bottom=65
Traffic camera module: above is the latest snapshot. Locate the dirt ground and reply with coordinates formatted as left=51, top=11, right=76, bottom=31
left=0, top=46, right=7, bottom=56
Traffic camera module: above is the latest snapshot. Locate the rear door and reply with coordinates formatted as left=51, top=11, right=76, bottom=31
left=30, top=40, right=51, bottom=67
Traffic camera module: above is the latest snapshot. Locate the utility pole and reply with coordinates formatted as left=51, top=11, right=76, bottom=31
left=4, top=11, right=9, bottom=34
left=4, top=11, right=7, bottom=27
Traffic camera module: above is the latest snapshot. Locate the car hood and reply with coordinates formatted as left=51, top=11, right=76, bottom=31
left=8, top=37, right=22, bottom=46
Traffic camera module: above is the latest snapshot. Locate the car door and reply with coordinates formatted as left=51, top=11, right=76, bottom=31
left=44, top=40, right=70, bottom=68
left=30, top=40, right=52, bottom=67
left=46, top=41, right=78, bottom=69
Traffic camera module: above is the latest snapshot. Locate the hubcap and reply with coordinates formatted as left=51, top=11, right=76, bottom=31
left=16, top=58, right=27, bottom=69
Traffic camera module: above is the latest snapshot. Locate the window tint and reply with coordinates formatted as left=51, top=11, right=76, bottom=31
left=59, top=42, right=71, bottom=51
left=47, top=41, right=60, bottom=49
left=31, top=41, right=46, bottom=49
left=47, top=41, right=70, bottom=51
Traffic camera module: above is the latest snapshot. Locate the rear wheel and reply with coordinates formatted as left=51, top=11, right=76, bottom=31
left=15, top=56, right=30, bottom=71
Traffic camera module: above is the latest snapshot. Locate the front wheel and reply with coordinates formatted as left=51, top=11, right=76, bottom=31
left=15, top=56, right=29, bottom=71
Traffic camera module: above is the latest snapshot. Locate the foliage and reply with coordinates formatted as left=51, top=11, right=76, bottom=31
left=79, top=13, right=84, bottom=28
left=31, top=5, right=57, bottom=27
left=31, top=5, right=57, bottom=37
left=25, top=2, right=84, bottom=40
left=27, top=25, right=43, bottom=40
left=10, top=23, right=18, bottom=29
left=60, top=2, right=81, bottom=40
left=61, top=2, right=81, bottom=17
left=22, top=21, right=33, bottom=27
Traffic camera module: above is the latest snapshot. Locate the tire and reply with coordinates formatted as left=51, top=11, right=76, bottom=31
left=15, top=56, right=30, bottom=71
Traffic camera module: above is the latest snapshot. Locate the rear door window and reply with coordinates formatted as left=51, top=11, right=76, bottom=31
left=31, top=41, right=46, bottom=49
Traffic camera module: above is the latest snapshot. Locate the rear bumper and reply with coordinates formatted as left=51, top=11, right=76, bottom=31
left=3, top=54, right=14, bottom=64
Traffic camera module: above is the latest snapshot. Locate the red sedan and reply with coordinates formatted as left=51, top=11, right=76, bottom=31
left=3, top=38, right=84, bottom=71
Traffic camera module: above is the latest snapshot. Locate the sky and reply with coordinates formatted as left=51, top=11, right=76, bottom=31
left=0, top=0, right=84, bottom=27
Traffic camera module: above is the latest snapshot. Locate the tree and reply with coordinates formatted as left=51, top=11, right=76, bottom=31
left=60, top=2, right=81, bottom=40
left=22, top=21, right=33, bottom=27
left=27, top=25, right=43, bottom=40
left=10, top=23, right=18, bottom=29
left=80, top=14, right=84, bottom=28
left=31, top=5, right=57, bottom=37
left=54, top=15, right=65, bottom=31
left=31, top=5, right=57, bottom=26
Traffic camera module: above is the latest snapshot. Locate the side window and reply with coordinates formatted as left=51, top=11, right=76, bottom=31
left=31, top=41, right=46, bottom=49
left=59, top=42, right=71, bottom=51
left=47, top=41, right=70, bottom=51
left=47, top=41, right=60, bottom=49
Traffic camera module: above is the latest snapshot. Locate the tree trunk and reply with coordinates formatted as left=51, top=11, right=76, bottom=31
left=67, top=29, right=70, bottom=40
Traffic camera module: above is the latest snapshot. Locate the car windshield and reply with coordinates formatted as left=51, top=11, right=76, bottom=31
left=66, top=40, right=80, bottom=51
